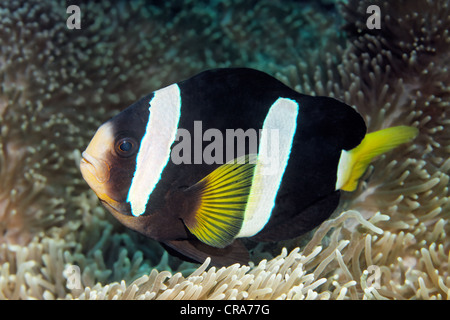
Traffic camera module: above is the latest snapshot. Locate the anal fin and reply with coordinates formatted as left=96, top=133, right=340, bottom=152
left=252, top=191, right=340, bottom=242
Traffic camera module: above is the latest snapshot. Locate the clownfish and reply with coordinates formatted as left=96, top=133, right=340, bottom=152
left=80, top=68, right=418, bottom=267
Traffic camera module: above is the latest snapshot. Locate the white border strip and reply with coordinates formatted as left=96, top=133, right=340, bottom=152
left=127, top=84, right=181, bottom=216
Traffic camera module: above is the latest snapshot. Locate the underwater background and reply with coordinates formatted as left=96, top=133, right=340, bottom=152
left=0, top=0, right=449, bottom=299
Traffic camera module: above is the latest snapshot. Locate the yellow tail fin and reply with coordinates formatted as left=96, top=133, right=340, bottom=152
left=336, top=126, right=419, bottom=192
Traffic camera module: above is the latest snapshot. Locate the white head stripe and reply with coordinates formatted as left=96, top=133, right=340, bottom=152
left=127, top=84, right=181, bottom=216
left=237, top=97, right=299, bottom=237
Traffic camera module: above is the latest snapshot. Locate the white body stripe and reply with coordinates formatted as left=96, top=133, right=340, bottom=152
left=237, top=97, right=299, bottom=238
left=127, top=84, right=181, bottom=217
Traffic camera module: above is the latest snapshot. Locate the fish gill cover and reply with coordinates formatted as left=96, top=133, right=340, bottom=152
left=0, top=0, right=449, bottom=300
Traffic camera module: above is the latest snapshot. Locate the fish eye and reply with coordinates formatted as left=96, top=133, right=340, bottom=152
left=115, top=137, right=138, bottom=157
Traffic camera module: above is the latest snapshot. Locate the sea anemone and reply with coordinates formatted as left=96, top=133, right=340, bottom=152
left=0, top=0, right=449, bottom=300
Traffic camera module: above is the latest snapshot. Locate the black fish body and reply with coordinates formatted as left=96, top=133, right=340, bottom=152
left=80, top=68, right=418, bottom=267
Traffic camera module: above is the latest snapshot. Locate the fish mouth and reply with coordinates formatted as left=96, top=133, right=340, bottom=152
left=80, top=151, right=126, bottom=216
left=80, top=151, right=111, bottom=184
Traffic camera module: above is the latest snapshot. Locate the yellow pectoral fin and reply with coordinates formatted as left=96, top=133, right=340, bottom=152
left=184, top=155, right=257, bottom=248
left=337, top=126, right=419, bottom=192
